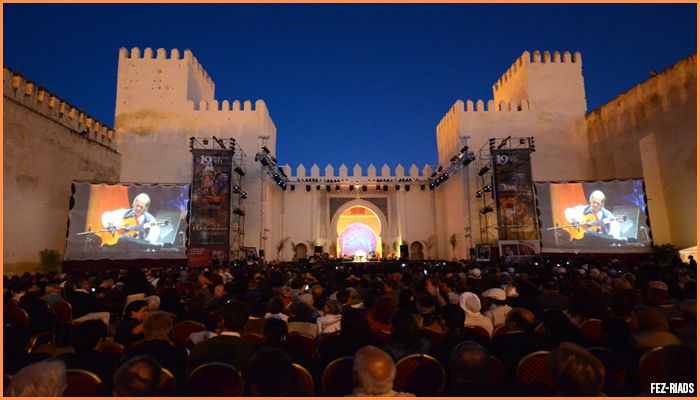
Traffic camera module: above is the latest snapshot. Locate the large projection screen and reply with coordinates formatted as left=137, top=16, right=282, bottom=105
left=535, top=179, right=653, bottom=253
left=64, top=182, right=189, bottom=260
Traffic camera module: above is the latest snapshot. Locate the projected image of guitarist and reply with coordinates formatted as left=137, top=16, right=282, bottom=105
left=100, top=193, right=164, bottom=250
left=564, top=190, right=625, bottom=242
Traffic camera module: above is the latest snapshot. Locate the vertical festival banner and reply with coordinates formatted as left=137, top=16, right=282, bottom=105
left=188, top=149, right=232, bottom=266
left=492, top=148, right=538, bottom=240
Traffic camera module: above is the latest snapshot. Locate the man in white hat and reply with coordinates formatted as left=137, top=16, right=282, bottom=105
left=459, top=292, right=493, bottom=336
left=482, top=288, right=512, bottom=327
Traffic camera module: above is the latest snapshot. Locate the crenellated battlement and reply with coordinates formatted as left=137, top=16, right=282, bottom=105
left=281, top=162, right=435, bottom=182
left=492, top=50, right=582, bottom=93
left=3, top=67, right=117, bottom=150
left=119, top=47, right=214, bottom=90
left=185, top=98, right=270, bottom=115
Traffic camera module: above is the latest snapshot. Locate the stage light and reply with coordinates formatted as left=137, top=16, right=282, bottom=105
left=306, top=185, right=311, bottom=192
left=189, top=137, right=195, bottom=150
left=529, top=137, right=536, bottom=152
left=326, top=185, right=331, bottom=191
left=376, top=184, right=381, bottom=191
left=229, top=138, right=236, bottom=150
left=262, top=146, right=270, bottom=154
left=483, top=184, right=492, bottom=193
left=241, top=192, right=247, bottom=199
left=233, top=186, right=240, bottom=193
left=476, top=191, right=483, bottom=198
left=519, top=138, right=526, bottom=145
left=429, top=183, right=435, bottom=190
left=234, top=166, right=245, bottom=176
left=430, top=171, right=437, bottom=178
left=460, top=145, right=469, bottom=153
left=462, top=153, right=475, bottom=166
left=317, top=185, right=321, bottom=191
left=290, top=185, right=295, bottom=191
left=421, top=185, right=425, bottom=190
left=437, top=165, right=443, bottom=172
left=450, top=155, right=458, bottom=162
left=383, top=185, right=388, bottom=191
left=405, top=184, right=410, bottom=192
left=489, top=138, right=495, bottom=151
left=478, top=165, right=490, bottom=176
left=202, top=139, right=209, bottom=145
left=270, top=156, right=277, bottom=163
left=336, top=185, right=340, bottom=191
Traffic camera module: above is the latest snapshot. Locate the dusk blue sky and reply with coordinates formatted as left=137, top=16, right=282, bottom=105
left=5, top=4, right=696, bottom=170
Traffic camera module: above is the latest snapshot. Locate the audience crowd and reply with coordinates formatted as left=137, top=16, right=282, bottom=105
left=3, top=252, right=697, bottom=396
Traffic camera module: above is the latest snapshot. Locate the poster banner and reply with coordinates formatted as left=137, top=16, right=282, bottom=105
left=188, top=149, right=232, bottom=265
left=492, top=149, right=538, bottom=240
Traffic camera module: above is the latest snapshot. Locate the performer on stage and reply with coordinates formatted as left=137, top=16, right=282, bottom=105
left=101, top=193, right=162, bottom=250
left=564, top=190, right=621, bottom=239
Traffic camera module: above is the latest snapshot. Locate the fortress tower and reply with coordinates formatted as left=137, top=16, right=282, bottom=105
left=114, top=47, right=277, bottom=257
left=435, top=51, right=594, bottom=259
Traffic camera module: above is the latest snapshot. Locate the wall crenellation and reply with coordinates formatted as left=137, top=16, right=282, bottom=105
left=493, top=50, right=582, bottom=92
left=119, top=46, right=214, bottom=90
left=186, top=98, right=270, bottom=115
left=4, top=68, right=117, bottom=150
left=282, top=163, right=436, bottom=181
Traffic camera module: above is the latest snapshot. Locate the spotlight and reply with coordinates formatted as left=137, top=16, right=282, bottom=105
left=189, top=137, right=195, bottom=149
left=489, top=138, right=496, bottom=151
left=450, top=155, right=458, bottom=163
left=349, top=185, right=354, bottom=192
left=476, top=191, right=483, bottom=198
left=376, top=185, right=381, bottom=191
left=290, top=185, right=295, bottom=191
left=317, top=185, right=321, bottom=191
left=480, top=206, right=494, bottom=214
left=336, top=185, right=340, bottom=191
left=395, top=185, right=400, bottom=191
left=233, top=186, right=240, bottom=193
left=429, top=183, right=435, bottom=190
left=462, top=153, right=475, bottom=166
left=478, top=165, right=490, bottom=176
left=519, top=138, right=526, bottom=145
left=202, top=139, right=209, bottom=145
left=262, top=146, right=270, bottom=154
left=270, top=156, right=277, bottom=163
left=306, top=185, right=311, bottom=192
left=234, top=166, right=245, bottom=176
left=241, top=192, right=247, bottom=199
left=404, top=184, right=410, bottom=192
left=430, top=171, right=437, bottom=178
left=483, top=185, right=492, bottom=193
left=529, top=137, right=536, bottom=152
left=420, top=185, right=425, bottom=191
left=437, top=165, right=443, bottom=172
left=460, top=145, right=469, bottom=153
left=383, top=185, right=388, bottom=192
left=326, top=185, right=331, bottom=191
left=229, top=138, right=236, bottom=150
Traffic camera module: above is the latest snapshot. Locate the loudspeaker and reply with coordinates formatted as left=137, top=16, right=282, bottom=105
left=155, top=210, right=182, bottom=245
left=400, top=244, right=409, bottom=260
left=612, top=205, right=642, bottom=239
left=314, top=245, right=323, bottom=255
left=259, top=249, right=265, bottom=258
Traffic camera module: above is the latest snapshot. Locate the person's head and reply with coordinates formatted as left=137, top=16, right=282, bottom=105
left=589, top=190, right=605, bottom=213
left=113, top=355, right=163, bottom=396
left=449, top=341, right=490, bottom=391
left=144, top=295, right=160, bottom=312
left=442, top=304, right=466, bottom=331
left=680, top=299, right=696, bottom=322
left=505, top=307, right=536, bottom=332
left=125, top=300, right=149, bottom=321
left=246, top=347, right=296, bottom=396
left=220, top=300, right=250, bottom=332
left=336, top=288, right=352, bottom=306
left=71, top=319, right=108, bottom=352
left=79, top=279, right=91, bottom=291
left=143, top=311, right=175, bottom=342
left=266, top=296, right=284, bottom=314
left=324, top=299, right=343, bottom=315
left=390, top=309, right=420, bottom=345
left=633, top=305, right=669, bottom=332
left=213, top=284, right=226, bottom=298
left=459, top=292, right=481, bottom=315
left=353, top=346, right=397, bottom=396
left=371, top=296, right=397, bottom=324
left=8, top=359, right=67, bottom=396
left=132, top=193, right=151, bottom=218
left=549, top=342, right=605, bottom=395
left=263, top=317, right=288, bottom=343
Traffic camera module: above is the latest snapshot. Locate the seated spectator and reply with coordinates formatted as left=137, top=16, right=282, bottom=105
left=541, top=309, right=593, bottom=348
left=673, top=299, right=696, bottom=345
left=7, top=359, right=67, bottom=397
left=66, top=279, right=101, bottom=319
left=565, top=283, right=608, bottom=325
left=18, top=283, right=53, bottom=333
left=482, top=288, right=512, bottom=327
left=629, top=305, right=680, bottom=351
left=398, top=288, right=418, bottom=314
left=319, top=307, right=372, bottom=365
left=549, top=342, right=606, bottom=396
left=351, top=345, right=414, bottom=396
left=113, top=355, right=163, bottom=396
left=188, top=300, right=255, bottom=372
left=44, top=283, right=64, bottom=307
left=367, top=295, right=397, bottom=334
left=431, top=304, right=482, bottom=368
left=205, top=284, right=227, bottom=311
left=60, top=320, right=117, bottom=393
left=533, top=281, right=569, bottom=314
left=288, top=301, right=319, bottom=337
left=125, top=311, right=187, bottom=385
left=447, top=341, right=491, bottom=395
left=144, top=295, right=161, bottom=313
left=265, top=296, right=289, bottom=322
left=316, top=299, right=343, bottom=334
left=258, top=317, right=288, bottom=349
left=415, top=294, right=442, bottom=331
left=246, top=347, right=296, bottom=396
left=159, top=287, right=186, bottom=320
left=115, top=300, right=148, bottom=346
left=460, top=292, right=493, bottom=336
left=492, top=307, right=554, bottom=379
left=382, top=309, right=430, bottom=361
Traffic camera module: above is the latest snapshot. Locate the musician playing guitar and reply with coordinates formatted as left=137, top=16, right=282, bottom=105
left=564, top=190, right=622, bottom=240
left=100, top=193, right=162, bottom=249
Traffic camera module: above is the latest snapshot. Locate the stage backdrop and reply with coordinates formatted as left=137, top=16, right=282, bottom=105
left=492, top=148, right=538, bottom=240
left=535, top=179, right=653, bottom=253
left=64, top=182, right=189, bottom=260
left=188, top=149, right=232, bottom=266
